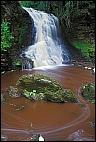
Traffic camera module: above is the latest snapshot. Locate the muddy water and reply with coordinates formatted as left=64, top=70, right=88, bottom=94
left=1, top=66, right=95, bottom=141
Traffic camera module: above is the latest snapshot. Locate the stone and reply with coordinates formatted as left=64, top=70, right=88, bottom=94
left=16, top=74, right=77, bottom=103
left=8, top=86, right=21, bottom=98
left=1, top=94, right=5, bottom=104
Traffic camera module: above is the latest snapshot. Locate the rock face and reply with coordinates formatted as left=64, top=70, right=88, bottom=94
left=15, top=74, right=77, bottom=103
left=1, top=1, right=33, bottom=71
left=81, top=82, right=95, bottom=104
left=1, top=51, right=11, bottom=72
left=60, top=2, right=95, bottom=43
left=1, top=1, right=32, bottom=47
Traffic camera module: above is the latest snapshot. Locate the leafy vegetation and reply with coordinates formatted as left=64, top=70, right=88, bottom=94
left=72, top=40, right=95, bottom=60
left=81, top=82, right=95, bottom=104
left=1, top=20, right=14, bottom=51
left=19, top=1, right=33, bottom=7
left=19, top=1, right=48, bottom=11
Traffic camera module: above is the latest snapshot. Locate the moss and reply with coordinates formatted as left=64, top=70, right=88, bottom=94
left=15, top=74, right=77, bottom=103
left=72, top=40, right=95, bottom=61
left=81, top=82, right=95, bottom=104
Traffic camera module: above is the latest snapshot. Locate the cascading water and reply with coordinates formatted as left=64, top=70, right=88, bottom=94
left=21, top=7, right=70, bottom=68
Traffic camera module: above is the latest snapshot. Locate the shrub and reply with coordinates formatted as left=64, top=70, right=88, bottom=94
left=81, top=82, right=95, bottom=104
left=1, top=20, right=14, bottom=51
left=19, top=1, right=33, bottom=8
left=19, top=1, right=48, bottom=11
left=72, top=40, right=95, bottom=60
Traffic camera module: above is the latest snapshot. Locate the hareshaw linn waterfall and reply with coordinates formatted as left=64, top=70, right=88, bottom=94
left=22, top=7, right=70, bottom=68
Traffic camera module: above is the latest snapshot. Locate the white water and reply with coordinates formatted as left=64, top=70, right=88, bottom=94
left=22, top=7, right=70, bottom=68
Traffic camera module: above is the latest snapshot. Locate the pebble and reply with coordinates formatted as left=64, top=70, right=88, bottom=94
left=10, top=103, right=16, bottom=107
left=1, top=71, right=5, bottom=74
left=84, top=66, right=88, bottom=69
left=15, top=105, right=25, bottom=111
left=88, top=67, right=91, bottom=70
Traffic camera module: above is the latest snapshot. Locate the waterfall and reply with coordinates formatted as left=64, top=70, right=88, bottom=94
left=21, top=7, right=70, bottom=68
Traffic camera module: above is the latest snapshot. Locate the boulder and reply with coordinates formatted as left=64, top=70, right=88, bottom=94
left=81, top=82, right=95, bottom=103
left=15, top=74, right=77, bottom=103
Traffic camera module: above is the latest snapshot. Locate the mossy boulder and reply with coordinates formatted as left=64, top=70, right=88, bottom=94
left=15, top=74, right=77, bottom=103
left=81, top=82, right=95, bottom=104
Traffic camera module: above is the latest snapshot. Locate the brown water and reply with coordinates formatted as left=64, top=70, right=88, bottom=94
left=1, top=65, right=95, bottom=141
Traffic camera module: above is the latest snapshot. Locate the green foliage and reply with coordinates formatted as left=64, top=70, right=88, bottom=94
left=19, top=1, right=48, bottom=11
left=19, top=1, right=32, bottom=8
left=1, top=20, right=14, bottom=51
left=81, top=82, right=95, bottom=104
left=72, top=40, right=95, bottom=60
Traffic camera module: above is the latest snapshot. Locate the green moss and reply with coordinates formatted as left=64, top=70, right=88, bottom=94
left=81, top=82, right=95, bottom=104
left=72, top=40, right=95, bottom=60
left=16, top=74, right=77, bottom=103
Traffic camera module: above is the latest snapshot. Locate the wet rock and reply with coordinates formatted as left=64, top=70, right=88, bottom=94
left=8, top=86, right=21, bottom=98
left=1, top=94, right=5, bottom=104
left=15, top=105, right=25, bottom=111
left=1, top=134, right=8, bottom=141
left=92, top=67, right=95, bottom=74
left=89, top=121, right=95, bottom=128
left=16, top=74, right=77, bottom=103
left=32, top=134, right=40, bottom=141
left=67, top=129, right=94, bottom=141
